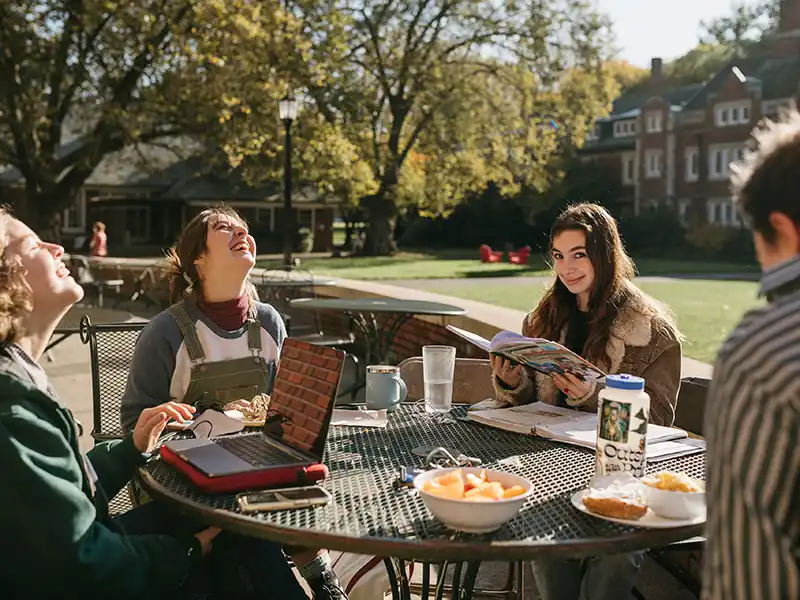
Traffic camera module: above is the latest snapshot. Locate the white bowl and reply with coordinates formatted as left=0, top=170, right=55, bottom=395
left=641, top=477, right=706, bottom=520
left=413, top=467, right=534, bottom=533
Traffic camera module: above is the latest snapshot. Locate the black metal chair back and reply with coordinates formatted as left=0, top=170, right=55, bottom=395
left=675, top=376, right=710, bottom=437
left=80, top=315, right=147, bottom=441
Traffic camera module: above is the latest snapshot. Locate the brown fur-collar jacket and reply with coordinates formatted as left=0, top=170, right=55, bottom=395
left=492, top=296, right=682, bottom=427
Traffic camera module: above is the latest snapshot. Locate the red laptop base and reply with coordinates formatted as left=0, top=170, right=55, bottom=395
left=159, top=445, right=329, bottom=494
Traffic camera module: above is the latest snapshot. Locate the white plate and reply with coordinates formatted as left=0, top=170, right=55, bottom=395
left=571, top=489, right=706, bottom=529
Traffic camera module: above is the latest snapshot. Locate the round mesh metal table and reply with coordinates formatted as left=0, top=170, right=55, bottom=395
left=139, top=405, right=705, bottom=565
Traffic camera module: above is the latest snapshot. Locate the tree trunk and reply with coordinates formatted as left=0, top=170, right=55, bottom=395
left=361, top=191, right=398, bottom=256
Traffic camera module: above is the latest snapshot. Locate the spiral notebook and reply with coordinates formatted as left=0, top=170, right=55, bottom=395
left=467, top=402, right=704, bottom=462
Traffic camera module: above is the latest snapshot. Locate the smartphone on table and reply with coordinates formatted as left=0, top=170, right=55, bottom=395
left=237, top=486, right=333, bottom=513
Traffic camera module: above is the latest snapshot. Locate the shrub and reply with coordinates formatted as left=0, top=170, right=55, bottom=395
left=617, top=207, right=688, bottom=257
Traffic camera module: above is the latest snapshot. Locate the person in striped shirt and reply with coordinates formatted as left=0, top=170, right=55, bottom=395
left=703, top=109, right=800, bottom=599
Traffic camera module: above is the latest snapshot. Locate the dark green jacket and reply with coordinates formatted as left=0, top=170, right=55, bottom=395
left=0, top=347, right=201, bottom=599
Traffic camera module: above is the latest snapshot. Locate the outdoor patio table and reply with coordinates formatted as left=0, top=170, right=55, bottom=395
left=138, top=405, right=705, bottom=600
left=288, top=297, right=467, bottom=366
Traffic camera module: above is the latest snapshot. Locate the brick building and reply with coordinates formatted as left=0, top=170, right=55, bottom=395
left=581, top=0, right=800, bottom=227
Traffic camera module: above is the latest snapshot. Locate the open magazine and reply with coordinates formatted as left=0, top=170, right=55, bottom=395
left=446, top=325, right=606, bottom=382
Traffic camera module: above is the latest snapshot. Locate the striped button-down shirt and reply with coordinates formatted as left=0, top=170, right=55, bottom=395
left=703, top=255, right=800, bottom=600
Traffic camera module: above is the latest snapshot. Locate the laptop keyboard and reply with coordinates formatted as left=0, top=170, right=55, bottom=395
left=213, top=435, right=301, bottom=468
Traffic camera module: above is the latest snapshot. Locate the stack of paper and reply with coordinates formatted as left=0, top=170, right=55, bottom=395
left=331, top=408, right=388, bottom=428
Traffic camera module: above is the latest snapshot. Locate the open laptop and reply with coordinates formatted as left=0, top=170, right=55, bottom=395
left=160, top=339, right=346, bottom=493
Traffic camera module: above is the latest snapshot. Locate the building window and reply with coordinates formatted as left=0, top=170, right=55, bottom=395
left=678, top=199, right=691, bottom=225
left=585, top=124, right=600, bottom=141
left=707, top=199, right=741, bottom=227
left=125, top=207, right=150, bottom=242
left=613, top=120, right=637, bottom=138
left=296, top=209, right=313, bottom=229
left=646, top=112, right=663, bottom=133
left=62, top=189, right=86, bottom=231
left=715, top=101, right=751, bottom=127
left=709, top=144, right=747, bottom=181
left=645, top=149, right=663, bottom=178
left=685, top=147, right=699, bottom=182
left=621, top=153, right=636, bottom=185
left=762, top=98, right=792, bottom=117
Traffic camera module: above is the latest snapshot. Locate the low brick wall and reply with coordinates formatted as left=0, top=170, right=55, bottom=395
left=315, top=305, right=489, bottom=364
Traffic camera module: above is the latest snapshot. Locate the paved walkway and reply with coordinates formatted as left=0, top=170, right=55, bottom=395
left=383, top=273, right=758, bottom=290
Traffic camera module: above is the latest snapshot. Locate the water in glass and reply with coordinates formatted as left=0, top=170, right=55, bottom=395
left=424, top=379, right=453, bottom=412
left=422, top=345, right=456, bottom=413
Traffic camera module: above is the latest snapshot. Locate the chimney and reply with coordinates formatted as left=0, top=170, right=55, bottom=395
left=778, top=0, right=800, bottom=33
left=651, top=57, right=664, bottom=92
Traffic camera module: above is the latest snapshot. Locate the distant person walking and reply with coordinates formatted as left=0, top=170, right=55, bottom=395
left=90, top=221, right=108, bottom=257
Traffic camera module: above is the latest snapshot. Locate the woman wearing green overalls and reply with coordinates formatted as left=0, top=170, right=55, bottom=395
left=121, top=206, right=347, bottom=600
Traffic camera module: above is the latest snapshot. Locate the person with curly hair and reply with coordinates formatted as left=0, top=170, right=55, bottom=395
left=0, top=209, right=225, bottom=599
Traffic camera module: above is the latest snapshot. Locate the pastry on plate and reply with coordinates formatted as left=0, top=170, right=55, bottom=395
left=582, top=481, right=648, bottom=520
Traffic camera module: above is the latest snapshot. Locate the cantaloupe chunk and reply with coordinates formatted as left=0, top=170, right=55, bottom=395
left=464, top=472, right=485, bottom=490
left=503, top=485, right=527, bottom=499
left=426, top=476, right=465, bottom=500
left=478, top=481, right=505, bottom=500
left=435, top=470, right=463, bottom=487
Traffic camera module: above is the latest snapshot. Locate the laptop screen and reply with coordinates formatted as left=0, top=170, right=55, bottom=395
left=262, top=339, right=345, bottom=462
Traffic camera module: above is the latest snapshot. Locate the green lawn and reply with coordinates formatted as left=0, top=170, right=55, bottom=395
left=420, top=279, right=763, bottom=364
left=258, top=249, right=758, bottom=281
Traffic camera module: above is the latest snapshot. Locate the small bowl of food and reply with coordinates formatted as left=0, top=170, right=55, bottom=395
left=641, top=471, right=705, bottom=520
left=413, top=467, right=533, bottom=533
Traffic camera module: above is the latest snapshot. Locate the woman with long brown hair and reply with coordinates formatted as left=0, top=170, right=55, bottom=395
left=120, top=204, right=347, bottom=600
left=491, top=202, right=682, bottom=600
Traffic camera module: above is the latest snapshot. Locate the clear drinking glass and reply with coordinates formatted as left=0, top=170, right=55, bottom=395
left=422, top=345, right=456, bottom=413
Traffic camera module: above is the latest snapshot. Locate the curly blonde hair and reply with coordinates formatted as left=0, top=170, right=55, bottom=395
left=0, top=209, right=33, bottom=344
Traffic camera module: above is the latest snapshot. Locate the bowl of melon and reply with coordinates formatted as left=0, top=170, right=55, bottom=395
left=413, top=467, right=533, bottom=533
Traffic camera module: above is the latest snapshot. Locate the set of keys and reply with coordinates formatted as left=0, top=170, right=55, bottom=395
left=394, top=446, right=483, bottom=489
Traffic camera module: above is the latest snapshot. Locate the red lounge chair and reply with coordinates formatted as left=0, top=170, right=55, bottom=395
left=508, top=245, right=531, bottom=265
left=479, top=245, right=503, bottom=263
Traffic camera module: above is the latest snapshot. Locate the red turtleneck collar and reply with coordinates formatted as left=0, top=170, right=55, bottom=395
left=195, top=294, right=250, bottom=331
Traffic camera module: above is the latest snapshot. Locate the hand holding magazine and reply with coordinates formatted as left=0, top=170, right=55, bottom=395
left=446, top=325, right=606, bottom=382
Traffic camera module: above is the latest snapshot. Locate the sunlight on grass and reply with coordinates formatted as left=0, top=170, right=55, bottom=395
left=257, top=250, right=757, bottom=281
left=420, top=279, right=762, bottom=363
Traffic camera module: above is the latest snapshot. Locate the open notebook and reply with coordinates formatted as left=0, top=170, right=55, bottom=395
left=467, top=402, right=705, bottom=462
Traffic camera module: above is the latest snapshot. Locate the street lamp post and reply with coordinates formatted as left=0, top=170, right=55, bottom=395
left=279, top=94, right=298, bottom=269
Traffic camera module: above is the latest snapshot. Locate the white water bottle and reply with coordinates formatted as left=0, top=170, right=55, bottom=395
left=595, top=374, right=650, bottom=478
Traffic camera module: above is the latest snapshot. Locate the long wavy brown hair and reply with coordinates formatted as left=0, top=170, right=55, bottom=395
left=528, top=203, right=677, bottom=368
left=164, top=205, right=258, bottom=305
left=0, top=208, right=34, bottom=344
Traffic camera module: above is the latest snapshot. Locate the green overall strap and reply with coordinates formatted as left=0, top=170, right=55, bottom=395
left=166, top=302, right=207, bottom=363
left=246, top=303, right=262, bottom=356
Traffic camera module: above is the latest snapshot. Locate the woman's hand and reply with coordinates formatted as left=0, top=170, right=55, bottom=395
left=491, top=355, right=523, bottom=389
left=553, top=372, right=592, bottom=401
left=132, top=402, right=196, bottom=454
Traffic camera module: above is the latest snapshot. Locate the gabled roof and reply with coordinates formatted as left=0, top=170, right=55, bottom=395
left=609, top=83, right=705, bottom=117
left=684, top=55, right=800, bottom=111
